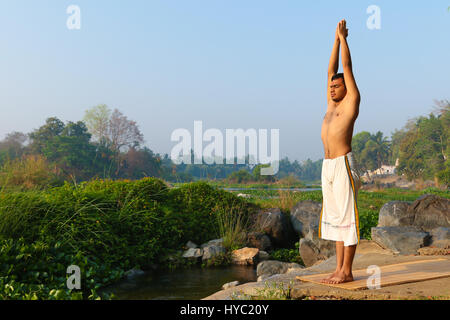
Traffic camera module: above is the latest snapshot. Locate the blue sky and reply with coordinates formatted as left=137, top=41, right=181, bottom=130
left=0, top=1, right=449, bottom=162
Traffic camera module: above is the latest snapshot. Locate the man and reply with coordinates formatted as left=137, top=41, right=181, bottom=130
left=319, top=19, right=362, bottom=284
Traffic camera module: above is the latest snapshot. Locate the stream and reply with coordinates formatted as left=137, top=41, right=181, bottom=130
left=101, top=264, right=258, bottom=300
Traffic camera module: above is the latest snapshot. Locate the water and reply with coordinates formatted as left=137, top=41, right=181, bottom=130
left=223, top=187, right=321, bottom=191
left=101, top=264, right=258, bottom=300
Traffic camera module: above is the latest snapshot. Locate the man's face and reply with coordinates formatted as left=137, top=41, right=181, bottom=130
left=330, top=78, right=347, bottom=102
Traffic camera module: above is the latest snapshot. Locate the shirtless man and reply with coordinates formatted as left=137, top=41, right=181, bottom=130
left=319, top=19, right=362, bottom=284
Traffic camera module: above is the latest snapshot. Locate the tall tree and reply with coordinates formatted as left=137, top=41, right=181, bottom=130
left=108, top=108, right=144, bottom=153
left=28, top=117, right=65, bottom=154
left=83, top=104, right=111, bottom=142
left=0, top=131, right=28, bottom=165
left=352, top=131, right=390, bottom=173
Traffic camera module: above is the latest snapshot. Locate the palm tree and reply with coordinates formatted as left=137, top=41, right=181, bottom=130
left=372, top=131, right=391, bottom=169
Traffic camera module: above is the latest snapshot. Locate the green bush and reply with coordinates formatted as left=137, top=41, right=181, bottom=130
left=0, top=178, right=260, bottom=299
left=269, top=246, right=303, bottom=265
left=0, top=238, right=118, bottom=300
left=166, top=181, right=257, bottom=246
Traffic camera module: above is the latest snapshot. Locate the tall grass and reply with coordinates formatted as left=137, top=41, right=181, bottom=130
left=0, top=154, right=61, bottom=191
left=212, top=203, right=250, bottom=251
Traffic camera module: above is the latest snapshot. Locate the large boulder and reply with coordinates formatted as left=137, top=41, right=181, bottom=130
left=200, top=238, right=224, bottom=248
left=258, top=250, right=270, bottom=261
left=290, top=200, right=336, bottom=266
left=246, top=232, right=272, bottom=251
left=251, top=208, right=297, bottom=248
left=371, top=226, right=431, bottom=255
left=202, top=245, right=226, bottom=261
left=256, top=260, right=303, bottom=277
left=308, top=225, right=337, bottom=258
left=182, top=248, right=203, bottom=260
left=231, top=247, right=259, bottom=265
left=378, top=201, right=414, bottom=227
left=409, top=194, right=450, bottom=231
left=290, top=200, right=322, bottom=238
left=299, top=238, right=321, bottom=267
left=372, top=194, right=449, bottom=255
left=429, top=227, right=450, bottom=249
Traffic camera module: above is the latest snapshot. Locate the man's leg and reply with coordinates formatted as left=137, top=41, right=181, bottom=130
left=327, top=154, right=359, bottom=284
left=321, top=241, right=344, bottom=283
left=328, top=244, right=357, bottom=283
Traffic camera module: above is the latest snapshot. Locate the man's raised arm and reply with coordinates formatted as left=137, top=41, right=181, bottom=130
left=327, top=26, right=340, bottom=102
left=338, top=20, right=360, bottom=103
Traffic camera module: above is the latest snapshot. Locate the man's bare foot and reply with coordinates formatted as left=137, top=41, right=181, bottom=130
left=320, top=269, right=340, bottom=283
left=328, top=270, right=354, bottom=284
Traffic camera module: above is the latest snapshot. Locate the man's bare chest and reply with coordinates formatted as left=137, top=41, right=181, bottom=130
left=322, top=109, right=343, bottom=126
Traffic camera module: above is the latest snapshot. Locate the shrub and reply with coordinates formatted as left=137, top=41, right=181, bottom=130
left=0, top=154, right=62, bottom=190
left=166, top=181, right=258, bottom=246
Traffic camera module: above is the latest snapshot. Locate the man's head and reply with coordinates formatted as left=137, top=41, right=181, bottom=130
left=330, top=73, right=347, bottom=102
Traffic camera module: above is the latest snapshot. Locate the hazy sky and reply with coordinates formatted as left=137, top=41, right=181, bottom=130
left=0, top=1, right=449, bottom=162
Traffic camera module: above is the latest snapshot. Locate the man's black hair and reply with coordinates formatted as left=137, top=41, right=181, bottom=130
left=331, top=73, right=345, bottom=85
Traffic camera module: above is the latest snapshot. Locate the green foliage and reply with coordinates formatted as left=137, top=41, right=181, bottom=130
left=213, top=204, right=249, bottom=251
left=252, top=164, right=276, bottom=183
left=352, top=131, right=390, bottom=172
left=252, top=280, right=294, bottom=300
left=0, top=238, right=116, bottom=300
left=166, top=181, right=257, bottom=246
left=0, top=178, right=260, bottom=299
left=226, top=169, right=254, bottom=184
left=436, top=167, right=450, bottom=188
left=28, top=117, right=112, bottom=181
left=269, top=246, right=303, bottom=265
left=0, top=154, right=63, bottom=191
left=394, top=102, right=449, bottom=181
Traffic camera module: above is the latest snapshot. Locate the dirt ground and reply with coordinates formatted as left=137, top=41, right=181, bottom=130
left=202, top=240, right=450, bottom=300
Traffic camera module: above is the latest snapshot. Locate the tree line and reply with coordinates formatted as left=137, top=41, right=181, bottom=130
left=351, top=100, right=449, bottom=186
left=0, top=100, right=448, bottom=188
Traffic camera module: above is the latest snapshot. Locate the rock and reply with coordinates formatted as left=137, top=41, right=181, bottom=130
left=417, top=247, right=450, bottom=255
left=258, top=250, right=270, bottom=261
left=182, top=248, right=203, bottom=260
left=429, top=227, right=450, bottom=249
left=286, top=265, right=305, bottom=274
left=299, top=238, right=324, bottom=267
left=200, top=238, right=224, bottom=248
left=222, top=281, right=240, bottom=290
left=124, top=268, right=145, bottom=279
left=257, top=274, right=273, bottom=282
left=308, top=226, right=336, bottom=258
left=371, top=226, right=431, bottom=255
left=290, top=200, right=336, bottom=265
left=409, top=194, right=450, bottom=231
left=246, top=232, right=272, bottom=251
left=202, top=245, right=226, bottom=261
left=251, top=208, right=297, bottom=248
left=185, top=241, right=198, bottom=249
left=377, top=201, right=414, bottom=227
left=231, top=247, right=259, bottom=265
left=290, top=200, right=322, bottom=238
left=256, top=260, right=302, bottom=277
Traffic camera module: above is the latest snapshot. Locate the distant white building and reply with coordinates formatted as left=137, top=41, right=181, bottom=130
left=370, top=164, right=397, bottom=175
left=363, top=158, right=399, bottom=178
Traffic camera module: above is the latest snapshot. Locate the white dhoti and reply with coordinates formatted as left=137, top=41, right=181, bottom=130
left=319, top=151, right=362, bottom=246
